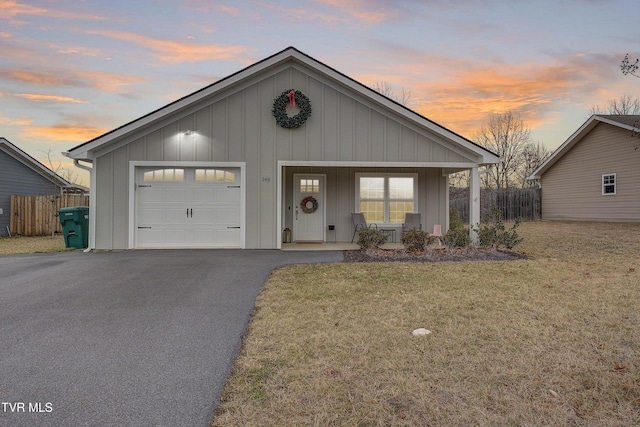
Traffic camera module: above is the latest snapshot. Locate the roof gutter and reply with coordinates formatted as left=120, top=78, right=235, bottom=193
left=62, top=151, right=93, bottom=172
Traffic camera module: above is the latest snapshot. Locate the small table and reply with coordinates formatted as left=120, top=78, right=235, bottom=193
left=380, top=228, right=396, bottom=243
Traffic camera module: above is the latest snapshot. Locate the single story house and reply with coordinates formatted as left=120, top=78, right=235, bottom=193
left=0, top=137, right=86, bottom=236
left=529, top=115, right=640, bottom=222
left=64, top=47, right=500, bottom=250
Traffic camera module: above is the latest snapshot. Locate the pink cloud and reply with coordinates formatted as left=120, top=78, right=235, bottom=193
left=0, top=68, right=144, bottom=91
left=0, top=0, right=110, bottom=21
left=0, top=113, right=32, bottom=126
left=352, top=46, right=617, bottom=138
left=21, top=125, right=107, bottom=143
left=83, top=29, right=253, bottom=64
left=257, top=1, right=347, bottom=25
left=14, top=93, right=88, bottom=103
left=311, top=0, right=397, bottom=24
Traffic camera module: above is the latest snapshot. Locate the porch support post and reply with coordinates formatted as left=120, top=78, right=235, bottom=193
left=469, top=166, right=480, bottom=244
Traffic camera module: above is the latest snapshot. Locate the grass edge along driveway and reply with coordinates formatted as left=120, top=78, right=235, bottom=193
left=212, top=221, right=640, bottom=427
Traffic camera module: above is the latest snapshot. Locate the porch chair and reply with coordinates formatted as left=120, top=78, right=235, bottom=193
left=402, top=213, right=422, bottom=232
left=351, top=212, right=377, bottom=243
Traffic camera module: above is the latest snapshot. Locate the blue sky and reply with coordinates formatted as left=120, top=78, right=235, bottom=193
left=1, top=0, right=639, bottom=186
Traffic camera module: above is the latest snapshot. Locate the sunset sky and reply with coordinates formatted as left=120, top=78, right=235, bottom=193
left=1, top=0, right=639, bottom=186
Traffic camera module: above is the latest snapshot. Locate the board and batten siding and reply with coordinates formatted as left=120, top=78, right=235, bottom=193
left=541, top=123, right=640, bottom=222
left=0, top=150, right=62, bottom=236
left=92, top=64, right=478, bottom=249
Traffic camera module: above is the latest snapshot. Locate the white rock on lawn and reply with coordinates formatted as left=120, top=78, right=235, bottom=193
left=411, top=328, right=432, bottom=336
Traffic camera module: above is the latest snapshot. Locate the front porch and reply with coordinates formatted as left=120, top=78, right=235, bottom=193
left=278, top=163, right=482, bottom=248
left=281, top=241, right=405, bottom=251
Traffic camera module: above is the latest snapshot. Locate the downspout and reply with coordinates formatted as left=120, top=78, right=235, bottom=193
left=73, top=159, right=93, bottom=173
left=63, top=154, right=95, bottom=251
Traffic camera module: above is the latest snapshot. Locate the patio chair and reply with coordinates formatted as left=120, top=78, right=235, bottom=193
left=402, top=213, right=422, bottom=232
left=351, top=212, right=377, bottom=243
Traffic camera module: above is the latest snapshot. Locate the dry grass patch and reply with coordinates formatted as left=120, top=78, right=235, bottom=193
left=0, top=234, right=68, bottom=255
left=213, top=221, right=639, bottom=426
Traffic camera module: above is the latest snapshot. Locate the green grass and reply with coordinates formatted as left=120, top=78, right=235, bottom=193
left=212, top=221, right=640, bottom=426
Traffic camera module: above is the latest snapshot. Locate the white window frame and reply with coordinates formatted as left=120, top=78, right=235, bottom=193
left=602, top=173, right=616, bottom=195
left=355, top=173, right=418, bottom=225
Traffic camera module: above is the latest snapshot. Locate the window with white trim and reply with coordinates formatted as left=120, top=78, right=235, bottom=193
left=143, top=168, right=185, bottom=182
left=356, top=173, right=417, bottom=224
left=195, top=168, right=235, bottom=182
left=602, top=173, right=616, bottom=195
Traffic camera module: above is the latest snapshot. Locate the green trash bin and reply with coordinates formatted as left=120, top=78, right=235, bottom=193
left=58, top=206, right=89, bottom=249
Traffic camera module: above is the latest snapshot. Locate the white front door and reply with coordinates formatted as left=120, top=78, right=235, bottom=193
left=293, top=174, right=325, bottom=242
left=136, top=167, right=242, bottom=248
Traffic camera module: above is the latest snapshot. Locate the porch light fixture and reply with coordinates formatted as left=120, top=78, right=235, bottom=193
left=183, top=130, right=194, bottom=135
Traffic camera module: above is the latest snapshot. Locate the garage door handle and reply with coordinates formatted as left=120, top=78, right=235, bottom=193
left=227, top=226, right=241, bottom=229
left=227, top=185, right=240, bottom=188
left=138, top=226, right=152, bottom=229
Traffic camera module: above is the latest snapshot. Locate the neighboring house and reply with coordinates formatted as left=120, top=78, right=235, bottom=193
left=64, top=47, right=499, bottom=250
left=0, top=137, right=86, bottom=236
left=529, top=115, right=640, bottom=222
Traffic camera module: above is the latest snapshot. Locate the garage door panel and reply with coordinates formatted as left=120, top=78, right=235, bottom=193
left=213, top=207, right=241, bottom=225
left=139, top=188, right=164, bottom=203
left=165, top=208, right=188, bottom=225
left=139, top=208, right=164, bottom=225
left=165, top=229, right=190, bottom=244
left=136, top=167, right=242, bottom=248
left=213, top=187, right=240, bottom=203
left=165, top=188, right=188, bottom=203
left=191, top=208, right=214, bottom=225
left=212, top=229, right=241, bottom=246
left=137, top=228, right=165, bottom=246
left=192, top=188, right=216, bottom=203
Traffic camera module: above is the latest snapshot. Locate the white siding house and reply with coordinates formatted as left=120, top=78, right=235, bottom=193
left=64, top=47, right=499, bottom=250
left=529, top=115, right=640, bottom=222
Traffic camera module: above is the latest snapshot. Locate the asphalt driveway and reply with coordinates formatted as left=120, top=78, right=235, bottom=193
left=0, top=249, right=342, bottom=427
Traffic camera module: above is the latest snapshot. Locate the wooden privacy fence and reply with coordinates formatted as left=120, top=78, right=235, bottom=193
left=10, top=194, right=90, bottom=236
left=450, top=188, right=541, bottom=223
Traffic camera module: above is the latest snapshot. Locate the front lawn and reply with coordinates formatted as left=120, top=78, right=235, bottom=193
left=0, top=234, right=68, bottom=255
left=212, top=221, right=639, bottom=426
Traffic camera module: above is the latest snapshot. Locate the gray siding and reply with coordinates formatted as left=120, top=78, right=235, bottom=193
left=0, top=150, right=61, bottom=235
left=92, top=63, right=479, bottom=249
left=541, top=123, right=640, bottom=222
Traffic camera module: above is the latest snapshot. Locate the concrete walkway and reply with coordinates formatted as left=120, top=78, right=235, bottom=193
left=0, top=249, right=342, bottom=427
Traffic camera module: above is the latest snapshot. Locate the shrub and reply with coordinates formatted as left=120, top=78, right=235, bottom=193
left=475, top=206, right=524, bottom=249
left=356, top=227, right=388, bottom=250
left=442, top=209, right=470, bottom=247
left=401, top=228, right=431, bottom=253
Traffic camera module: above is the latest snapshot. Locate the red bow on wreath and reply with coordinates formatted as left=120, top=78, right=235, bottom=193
left=286, top=90, right=296, bottom=109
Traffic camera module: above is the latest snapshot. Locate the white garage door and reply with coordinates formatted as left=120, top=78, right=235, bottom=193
left=135, top=167, right=242, bottom=248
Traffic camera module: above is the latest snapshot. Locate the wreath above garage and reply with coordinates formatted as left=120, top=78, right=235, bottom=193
left=272, top=89, right=312, bottom=129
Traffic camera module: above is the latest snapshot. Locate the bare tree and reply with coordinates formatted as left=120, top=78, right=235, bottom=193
left=517, top=141, right=551, bottom=188
left=372, top=81, right=412, bottom=106
left=473, top=111, right=532, bottom=190
left=41, top=148, right=80, bottom=237
left=449, top=170, right=470, bottom=189
left=589, top=94, right=640, bottom=115
left=621, top=53, right=639, bottom=78
left=42, top=147, right=78, bottom=185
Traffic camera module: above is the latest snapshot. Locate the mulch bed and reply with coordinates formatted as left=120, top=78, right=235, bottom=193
left=343, top=247, right=529, bottom=263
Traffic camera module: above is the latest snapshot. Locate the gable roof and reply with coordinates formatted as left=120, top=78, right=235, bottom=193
left=0, top=137, right=85, bottom=190
left=65, top=46, right=499, bottom=164
left=528, top=114, right=640, bottom=180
